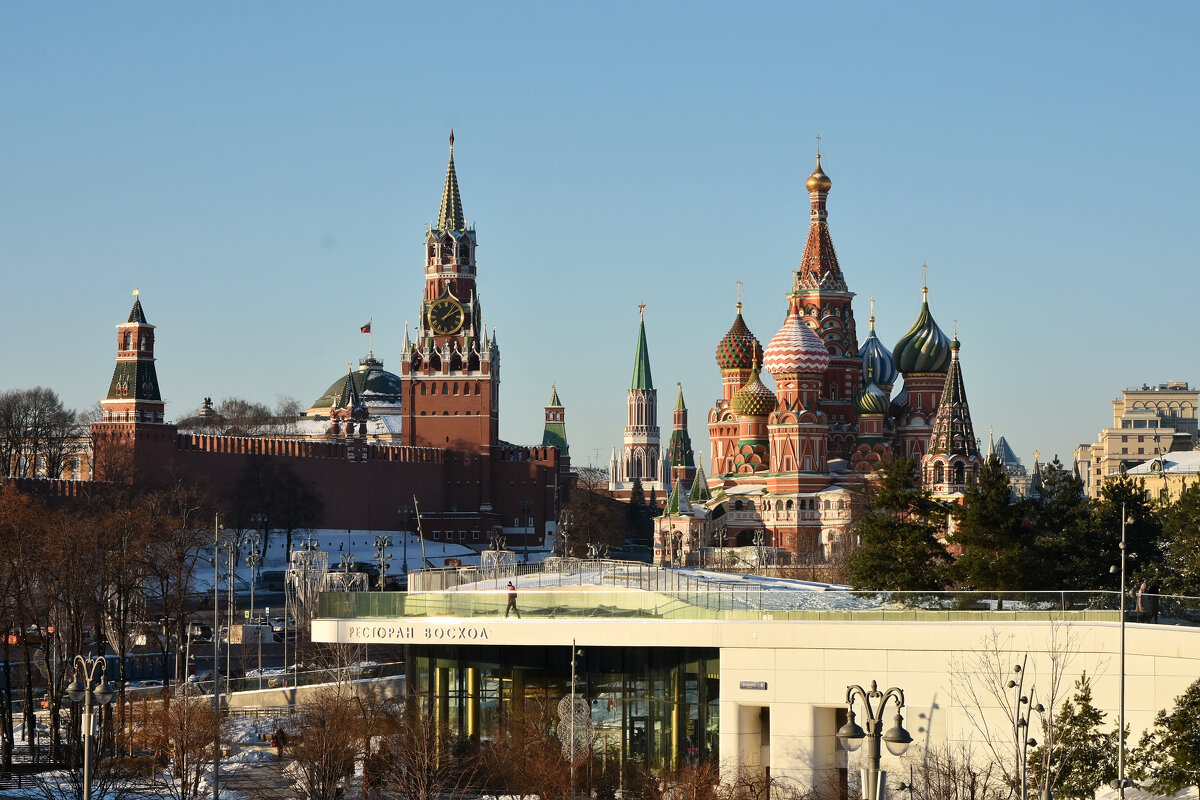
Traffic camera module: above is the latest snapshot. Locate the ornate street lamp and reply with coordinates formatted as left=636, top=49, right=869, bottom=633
left=837, top=681, right=912, bottom=800
left=374, top=536, right=393, bottom=590
left=65, top=655, right=116, bottom=800
left=245, top=532, right=264, bottom=690
left=1007, top=658, right=1049, bottom=800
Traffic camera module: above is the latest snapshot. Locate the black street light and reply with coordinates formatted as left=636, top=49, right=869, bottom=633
left=837, top=680, right=912, bottom=800
left=398, top=505, right=412, bottom=580
left=245, top=533, right=264, bottom=690
left=521, top=498, right=532, bottom=563
left=1007, top=658, right=1050, bottom=800
left=374, top=536, right=393, bottom=590
left=65, top=655, right=116, bottom=800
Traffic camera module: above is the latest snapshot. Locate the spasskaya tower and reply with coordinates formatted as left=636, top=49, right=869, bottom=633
left=400, top=132, right=499, bottom=459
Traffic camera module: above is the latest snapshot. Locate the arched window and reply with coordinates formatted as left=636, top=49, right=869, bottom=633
left=441, top=236, right=454, bottom=264
left=953, top=462, right=965, bottom=484
left=123, top=332, right=132, bottom=350
left=786, top=500, right=794, bottom=511
left=734, top=500, right=744, bottom=511
left=460, top=243, right=470, bottom=262
left=934, top=463, right=945, bottom=483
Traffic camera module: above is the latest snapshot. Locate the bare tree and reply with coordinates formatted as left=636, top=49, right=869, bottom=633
left=481, top=699, right=572, bottom=800
left=0, top=387, right=84, bottom=478
left=950, top=626, right=1076, bottom=799
left=144, top=691, right=223, bottom=800
left=371, top=698, right=480, bottom=800
left=289, top=686, right=364, bottom=800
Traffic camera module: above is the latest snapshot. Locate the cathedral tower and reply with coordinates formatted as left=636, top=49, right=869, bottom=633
left=793, top=153, right=861, bottom=458
left=921, top=336, right=982, bottom=495
left=709, top=298, right=763, bottom=478
left=892, top=278, right=952, bottom=460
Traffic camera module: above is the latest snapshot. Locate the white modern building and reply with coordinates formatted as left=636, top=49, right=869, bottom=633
left=312, top=566, right=1200, bottom=794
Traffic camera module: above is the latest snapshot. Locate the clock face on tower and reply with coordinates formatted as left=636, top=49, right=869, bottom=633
left=429, top=298, right=465, bottom=335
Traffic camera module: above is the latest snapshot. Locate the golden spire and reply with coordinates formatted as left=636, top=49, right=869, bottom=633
left=869, top=297, right=876, bottom=331
left=922, top=263, right=929, bottom=302
left=638, top=302, right=646, bottom=320
left=449, top=128, right=455, bottom=152
left=133, top=288, right=139, bottom=297
left=736, top=279, right=743, bottom=313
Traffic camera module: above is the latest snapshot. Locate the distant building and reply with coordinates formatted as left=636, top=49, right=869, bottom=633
left=1123, top=450, right=1200, bottom=503
left=1074, top=382, right=1199, bottom=497
left=987, top=431, right=1030, bottom=496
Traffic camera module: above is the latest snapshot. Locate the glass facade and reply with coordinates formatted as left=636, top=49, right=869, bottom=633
left=409, top=644, right=719, bottom=772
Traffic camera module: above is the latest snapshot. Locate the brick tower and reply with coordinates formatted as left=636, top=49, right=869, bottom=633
left=91, top=291, right=177, bottom=482
left=399, top=132, right=500, bottom=508
left=793, top=153, right=860, bottom=459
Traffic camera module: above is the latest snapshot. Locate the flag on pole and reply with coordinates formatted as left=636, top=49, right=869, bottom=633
left=360, top=321, right=372, bottom=334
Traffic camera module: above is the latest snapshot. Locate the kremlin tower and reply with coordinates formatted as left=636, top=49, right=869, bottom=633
left=922, top=335, right=982, bottom=496
left=609, top=306, right=668, bottom=504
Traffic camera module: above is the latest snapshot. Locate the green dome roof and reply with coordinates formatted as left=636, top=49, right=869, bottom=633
left=893, top=298, right=951, bottom=374
left=855, top=382, right=891, bottom=415
left=310, top=357, right=404, bottom=412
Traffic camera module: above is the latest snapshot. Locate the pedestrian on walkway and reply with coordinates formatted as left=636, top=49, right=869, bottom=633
left=505, top=581, right=521, bottom=618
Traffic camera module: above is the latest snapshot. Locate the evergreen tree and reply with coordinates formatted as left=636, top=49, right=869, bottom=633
left=1032, top=672, right=1119, bottom=800
left=1030, top=459, right=1095, bottom=589
left=847, top=458, right=950, bottom=591
left=1088, top=476, right=1163, bottom=591
left=1155, top=484, right=1200, bottom=596
left=949, top=454, right=1039, bottom=590
left=1129, top=677, right=1200, bottom=795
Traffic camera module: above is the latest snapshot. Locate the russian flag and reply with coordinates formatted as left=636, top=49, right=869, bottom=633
left=360, top=321, right=372, bottom=334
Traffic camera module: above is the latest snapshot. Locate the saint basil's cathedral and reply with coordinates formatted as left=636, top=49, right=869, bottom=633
left=633, top=155, right=983, bottom=565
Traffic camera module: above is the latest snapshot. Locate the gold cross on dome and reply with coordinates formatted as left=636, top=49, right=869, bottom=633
left=815, top=133, right=821, bottom=158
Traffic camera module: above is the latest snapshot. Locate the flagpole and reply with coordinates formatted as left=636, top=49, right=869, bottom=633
left=370, top=318, right=374, bottom=356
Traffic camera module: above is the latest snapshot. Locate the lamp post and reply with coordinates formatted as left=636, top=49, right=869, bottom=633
left=521, top=498, right=532, bottom=563
left=1007, top=658, right=1046, bottom=800
left=570, top=641, right=585, bottom=800
left=398, top=505, right=411, bottom=582
left=374, top=536, right=393, bottom=590
left=245, top=533, right=263, bottom=690
left=836, top=681, right=913, bottom=800
left=66, top=655, right=116, bottom=800
left=752, top=529, right=765, bottom=576
left=1117, top=502, right=1133, bottom=800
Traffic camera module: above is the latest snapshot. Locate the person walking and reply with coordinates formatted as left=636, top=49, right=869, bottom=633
left=505, top=581, right=521, bottom=618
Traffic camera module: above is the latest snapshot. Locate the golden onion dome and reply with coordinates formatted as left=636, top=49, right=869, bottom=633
left=730, top=367, right=776, bottom=418
left=806, top=156, right=832, bottom=193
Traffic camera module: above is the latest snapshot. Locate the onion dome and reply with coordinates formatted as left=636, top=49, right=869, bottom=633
left=859, top=307, right=898, bottom=391
left=763, top=309, right=831, bottom=375
left=716, top=305, right=764, bottom=371
left=806, top=155, right=832, bottom=193
left=855, top=382, right=891, bottom=415
left=730, top=366, right=776, bottom=417
left=892, top=288, right=951, bottom=374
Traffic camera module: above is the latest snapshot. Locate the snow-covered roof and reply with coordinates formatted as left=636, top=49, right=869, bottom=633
left=1124, top=450, right=1200, bottom=476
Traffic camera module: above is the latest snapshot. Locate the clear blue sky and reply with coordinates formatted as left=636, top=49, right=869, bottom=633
left=3, top=2, right=1198, bottom=472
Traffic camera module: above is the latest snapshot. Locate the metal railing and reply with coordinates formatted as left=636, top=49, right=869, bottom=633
left=318, top=580, right=1200, bottom=626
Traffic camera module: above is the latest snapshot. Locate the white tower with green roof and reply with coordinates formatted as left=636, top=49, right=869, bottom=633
left=609, top=305, right=667, bottom=504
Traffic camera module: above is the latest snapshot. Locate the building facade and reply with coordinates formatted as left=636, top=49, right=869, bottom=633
left=1074, top=381, right=1198, bottom=497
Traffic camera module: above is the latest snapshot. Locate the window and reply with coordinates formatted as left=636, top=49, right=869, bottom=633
left=934, top=463, right=945, bottom=483
left=954, top=462, right=965, bottom=484
left=1121, top=435, right=1128, bottom=442
left=122, top=332, right=132, bottom=350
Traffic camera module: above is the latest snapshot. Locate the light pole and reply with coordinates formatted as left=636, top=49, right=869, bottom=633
left=1116, top=502, right=1133, bottom=800
left=245, top=533, right=263, bottom=690
left=1007, top=658, right=1046, bottom=800
left=521, top=498, right=532, bottom=563
left=836, top=681, right=913, bottom=800
left=374, top=536, right=393, bottom=590
left=398, top=505, right=411, bottom=583
left=570, top=641, right=585, bottom=800
left=752, top=528, right=765, bottom=576
left=212, top=512, right=222, bottom=800
left=66, top=655, right=116, bottom=800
